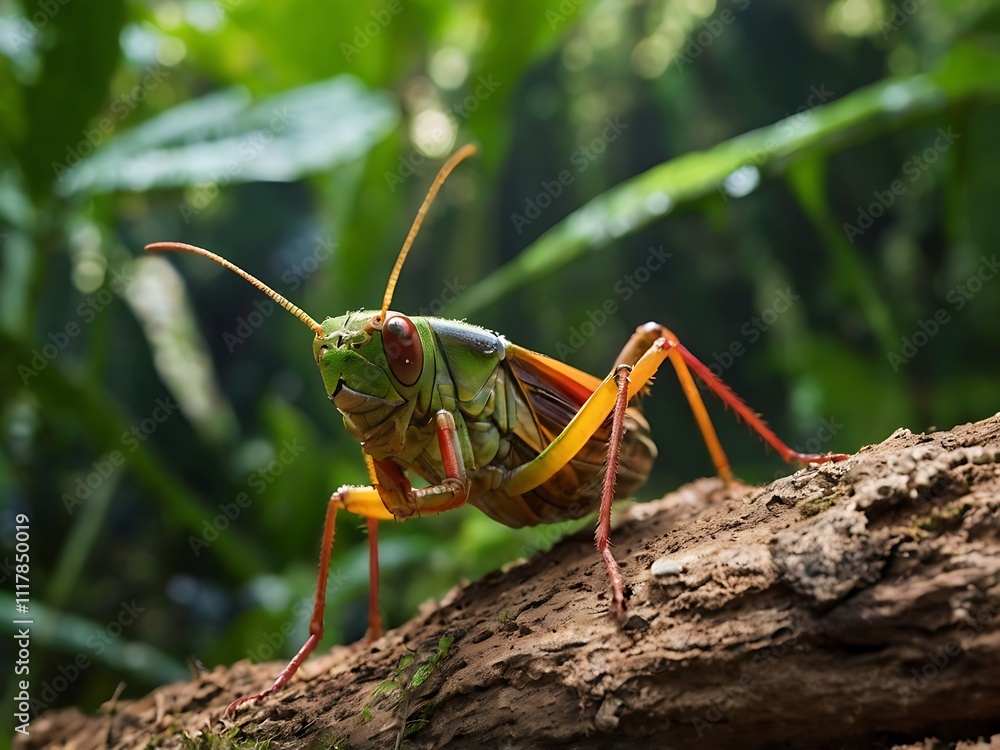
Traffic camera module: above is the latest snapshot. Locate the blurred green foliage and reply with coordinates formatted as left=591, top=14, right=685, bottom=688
left=1, top=0, right=999, bottom=723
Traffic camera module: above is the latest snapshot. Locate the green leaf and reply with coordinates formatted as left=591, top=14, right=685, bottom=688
left=0, top=592, right=186, bottom=684
left=0, top=330, right=265, bottom=579
left=410, top=662, right=434, bottom=688
left=932, top=40, right=1000, bottom=97
left=436, top=634, right=455, bottom=659
left=449, top=66, right=1000, bottom=317
left=403, top=711, right=430, bottom=737
left=56, top=75, right=398, bottom=195
left=372, top=679, right=400, bottom=697
left=397, top=653, right=415, bottom=674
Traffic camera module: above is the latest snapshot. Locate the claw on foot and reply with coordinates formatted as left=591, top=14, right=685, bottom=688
left=225, top=692, right=261, bottom=716
left=611, top=597, right=628, bottom=624
left=800, top=452, right=851, bottom=464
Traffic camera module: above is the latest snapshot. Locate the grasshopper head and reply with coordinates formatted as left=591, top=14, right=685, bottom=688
left=314, top=311, right=389, bottom=400
left=314, top=310, right=430, bottom=456
left=146, top=146, right=475, bottom=460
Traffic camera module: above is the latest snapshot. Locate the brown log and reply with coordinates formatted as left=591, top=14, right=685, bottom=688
left=19, top=414, right=1000, bottom=749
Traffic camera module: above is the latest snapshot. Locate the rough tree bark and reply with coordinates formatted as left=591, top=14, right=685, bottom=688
left=19, top=414, right=1000, bottom=749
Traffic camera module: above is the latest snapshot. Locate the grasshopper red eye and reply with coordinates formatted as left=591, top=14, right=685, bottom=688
left=382, top=314, right=423, bottom=386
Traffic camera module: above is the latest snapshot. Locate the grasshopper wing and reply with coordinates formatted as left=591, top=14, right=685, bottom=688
left=473, top=343, right=655, bottom=526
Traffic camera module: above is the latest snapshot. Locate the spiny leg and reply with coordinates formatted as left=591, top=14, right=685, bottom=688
left=226, top=411, right=473, bottom=714
left=357, top=407, right=472, bottom=644
left=596, top=365, right=633, bottom=616
left=225, top=485, right=392, bottom=715
left=613, top=322, right=732, bottom=480
left=502, top=349, right=664, bottom=614
left=621, top=322, right=850, bottom=474
left=359, top=452, right=399, bottom=644
left=504, top=324, right=850, bottom=615
left=352, top=414, right=471, bottom=644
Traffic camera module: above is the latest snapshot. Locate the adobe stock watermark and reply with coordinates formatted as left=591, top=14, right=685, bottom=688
left=879, top=0, right=929, bottom=39
left=61, top=396, right=181, bottom=514
left=510, top=116, right=628, bottom=235
left=52, top=63, right=171, bottom=182
left=674, top=0, right=751, bottom=70
left=896, top=594, right=1000, bottom=705
left=222, top=236, right=337, bottom=353
left=5, top=0, right=71, bottom=53
left=281, top=236, right=338, bottom=292
left=843, top=127, right=959, bottom=245
left=179, top=106, right=296, bottom=223
left=18, top=599, right=147, bottom=724
left=11, top=513, right=31, bottom=737
left=555, top=245, right=672, bottom=360
left=770, top=417, right=845, bottom=480
left=18, top=267, right=135, bottom=385
left=886, top=254, right=998, bottom=372
left=699, top=286, right=800, bottom=386
left=692, top=643, right=788, bottom=737
left=384, top=74, right=502, bottom=192
left=188, top=439, right=307, bottom=556
left=340, top=0, right=405, bottom=62
left=245, top=574, right=349, bottom=662
left=546, top=0, right=585, bottom=30
left=413, top=277, right=467, bottom=317
left=718, top=84, right=834, bottom=200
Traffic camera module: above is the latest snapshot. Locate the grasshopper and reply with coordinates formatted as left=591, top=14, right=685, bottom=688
left=147, top=145, right=848, bottom=714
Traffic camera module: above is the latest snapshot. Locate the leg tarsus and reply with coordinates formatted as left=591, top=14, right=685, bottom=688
left=225, top=443, right=477, bottom=715
left=794, top=451, right=851, bottom=465
left=595, top=365, right=632, bottom=617
left=227, top=485, right=388, bottom=715
left=226, top=490, right=342, bottom=715
left=226, top=633, right=321, bottom=715
left=622, top=325, right=851, bottom=474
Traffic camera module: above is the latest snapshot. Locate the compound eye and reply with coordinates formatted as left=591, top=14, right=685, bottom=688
left=381, top=314, right=423, bottom=386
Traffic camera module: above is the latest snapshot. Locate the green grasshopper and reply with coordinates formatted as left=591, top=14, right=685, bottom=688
left=147, top=145, right=848, bottom=714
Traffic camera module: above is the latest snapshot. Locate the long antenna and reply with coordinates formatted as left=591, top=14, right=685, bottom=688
left=145, top=241, right=325, bottom=336
left=375, top=144, right=477, bottom=327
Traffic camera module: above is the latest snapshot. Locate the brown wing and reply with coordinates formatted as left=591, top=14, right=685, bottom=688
left=468, top=343, right=656, bottom=527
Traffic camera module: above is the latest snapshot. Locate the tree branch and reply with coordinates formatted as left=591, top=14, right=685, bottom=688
left=20, top=414, right=1000, bottom=749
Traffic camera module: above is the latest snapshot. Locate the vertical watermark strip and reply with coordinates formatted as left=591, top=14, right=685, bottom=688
left=13, top=513, right=31, bottom=736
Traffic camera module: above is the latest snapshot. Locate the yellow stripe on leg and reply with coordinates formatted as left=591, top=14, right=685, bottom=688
left=333, top=485, right=396, bottom=520
left=505, top=377, right=619, bottom=495
left=665, top=349, right=732, bottom=482
left=506, top=343, right=670, bottom=496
